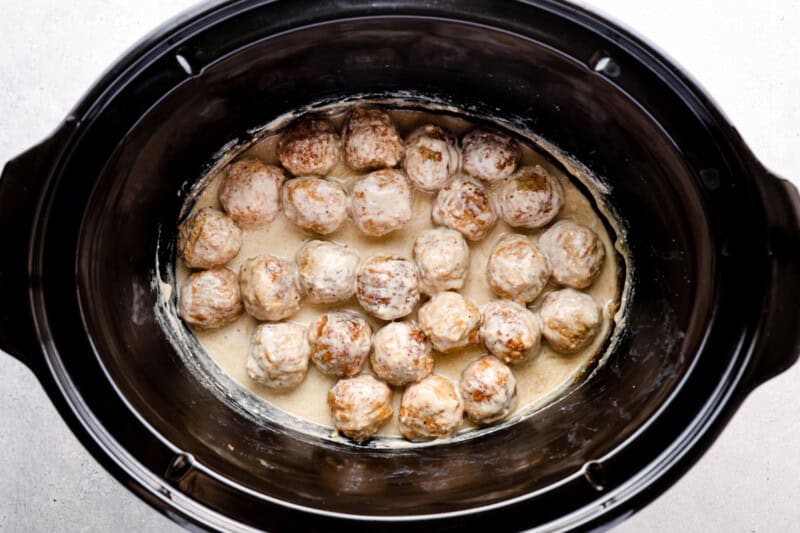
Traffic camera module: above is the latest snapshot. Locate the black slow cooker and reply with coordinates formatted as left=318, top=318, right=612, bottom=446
left=1, top=1, right=799, bottom=531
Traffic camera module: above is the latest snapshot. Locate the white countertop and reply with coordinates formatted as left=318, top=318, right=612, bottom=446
left=1, top=1, right=798, bottom=530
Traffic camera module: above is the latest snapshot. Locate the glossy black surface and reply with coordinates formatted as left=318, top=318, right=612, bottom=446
left=1, top=0, right=799, bottom=531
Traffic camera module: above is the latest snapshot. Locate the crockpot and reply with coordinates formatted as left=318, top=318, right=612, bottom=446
left=1, top=0, right=799, bottom=530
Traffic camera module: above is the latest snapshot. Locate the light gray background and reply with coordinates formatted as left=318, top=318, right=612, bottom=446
left=1, top=1, right=798, bottom=531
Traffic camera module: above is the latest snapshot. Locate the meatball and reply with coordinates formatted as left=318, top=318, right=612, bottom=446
left=178, top=267, right=243, bottom=328
left=487, top=234, right=550, bottom=303
left=341, top=106, right=404, bottom=170
left=370, top=321, right=434, bottom=386
left=398, top=375, right=463, bottom=440
left=308, top=312, right=372, bottom=377
left=459, top=356, right=517, bottom=424
left=177, top=207, right=242, bottom=269
left=328, top=374, right=393, bottom=441
left=417, top=291, right=481, bottom=353
left=239, top=255, right=303, bottom=321
left=539, top=289, right=602, bottom=353
left=282, top=177, right=348, bottom=235
left=218, top=158, right=285, bottom=226
left=278, top=117, right=341, bottom=176
left=403, top=124, right=460, bottom=192
left=246, top=322, right=309, bottom=389
left=538, top=220, right=606, bottom=289
left=349, top=169, right=413, bottom=236
left=479, top=300, right=541, bottom=364
left=295, top=240, right=359, bottom=304
left=432, top=175, right=497, bottom=241
left=356, top=255, right=420, bottom=320
left=412, top=228, right=470, bottom=296
left=461, top=128, right=520, bottom=183
left=497, top=166, right=564, bottom=229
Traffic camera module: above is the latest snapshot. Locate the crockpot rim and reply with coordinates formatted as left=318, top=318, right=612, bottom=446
left=2, top=0, right=798, bottom=531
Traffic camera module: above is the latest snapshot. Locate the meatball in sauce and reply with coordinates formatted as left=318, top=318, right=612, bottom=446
left=218, top=158, right=285, bottom=227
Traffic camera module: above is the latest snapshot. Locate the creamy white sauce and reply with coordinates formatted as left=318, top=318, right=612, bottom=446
left=173, top=107, right=623, bottom=442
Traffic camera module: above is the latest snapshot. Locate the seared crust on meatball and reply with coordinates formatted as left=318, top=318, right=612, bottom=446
left=239, top=255, right=303, bottom=321
left=461, top=128, right=520, bottom=183
left=487, top=234, right=550, bottom=303
left=460, top=355, right=517, bottom=424
left=356, top=255, right=420, bottom=320
left=247, top=322, right=309, bottom=390
left=497, top=166, right=564, bottom=229
left=218, top=158, right=285, bottom=226
left=328, top=374, right=393, bottom=441
left=403, top=124, right=460, bottom=192
left=398, top=375, right=463, bottom=440
left=539, top=289, right=602, bottom=353
left=538, top=220, right=605, bottom=289
left=479, top=300, right=541, bottom=364
left=282, top=177, right=348, bottom=235
left=179, top=267, right=243, bottom=328
left=349, top=169, right=413, bottom=236
left=178, top=207, right=242, bottom=269
left=417, top=291, right=481, bottom=353
left=342, top=106, right=404, bottom=171
left=370, top=321, right=434, bottom=386
left=308, top=311, right=372, bottom=377
left=413, top=227, right=470, bottom=296
left=431, top=175, right=498, bottom=240
left=278, top=118, right=341, bottom=176
left=296, top=240, right=359, bottom=304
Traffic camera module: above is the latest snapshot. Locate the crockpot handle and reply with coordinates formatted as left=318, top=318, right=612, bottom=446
left=0, top=123, right=73, bottom=372
left=747, top=173, right=800, bottom=388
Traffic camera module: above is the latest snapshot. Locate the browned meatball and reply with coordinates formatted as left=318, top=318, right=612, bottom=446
left=179, top=267, right=243, bottom=328
left=538, top=220, right=606, bottom=289
left=341, top=106, right=404, bottom=171
left=278, top=118, right=341, bottom=176
left=403, top=124, right=460, bottom=192
left=412, top=228, right=470, bottom=296
left=497, top=165, right=564, bottom=229
left=431, top=175, right=498, bottom=240
left=398, top=375, right=463, bottom=440
left=487, top=234, right=550, bottom=303
left=356, top=255, right=420, bottom=320
left=308, top=311, right=372, bottom=377
left=177, top=207, right=242, bottom=269
left=479, top=299, right=541, bottom=364
left=417, top=291, right=481, bottom=353
left=370, top=321, right=434, bottom=386
left=218, top=158, right=285, bottom=226
left=539, top=289, right=602, bottom=353
left=459, top=355, right=517, bottom=424
left=349, top=169, right=413, bottom=236
left=247, top=322, right=309, bottom=390
left=295, top=240, right=359, bottom=304
left=282, top=177, right=348, bottom=235
left=461, top=128, right=520, bottom=182
left=239, top=255, right=303, bottom=321
left=328, top=374, right=393, bottom=441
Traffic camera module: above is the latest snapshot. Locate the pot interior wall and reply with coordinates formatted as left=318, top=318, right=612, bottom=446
left=59, top=14, right=722, bottom=518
